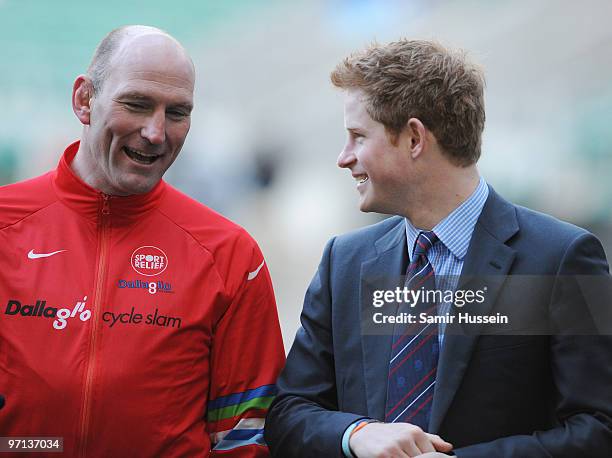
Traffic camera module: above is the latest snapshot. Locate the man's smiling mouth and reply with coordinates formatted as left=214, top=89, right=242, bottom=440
left=123, top=146, right=162, bottom=165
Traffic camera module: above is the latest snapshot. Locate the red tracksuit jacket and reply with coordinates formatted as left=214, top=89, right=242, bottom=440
left=0, top=142, right=285, bottom=457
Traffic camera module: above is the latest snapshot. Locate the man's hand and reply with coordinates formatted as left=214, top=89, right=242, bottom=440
left=414, top=453, right=452, bottom=457
left=349, top=422, right=453, bottom=457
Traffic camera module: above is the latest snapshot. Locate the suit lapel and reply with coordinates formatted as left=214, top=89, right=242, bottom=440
left=429, top=188, right=519, bottom=433
left=360, top=218, right=407, bottom=420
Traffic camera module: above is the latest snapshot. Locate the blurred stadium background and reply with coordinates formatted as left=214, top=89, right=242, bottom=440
left=1, top=0, right=611, bottom=350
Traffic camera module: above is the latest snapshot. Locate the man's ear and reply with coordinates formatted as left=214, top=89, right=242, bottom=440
left=72, top=75, right=94, bottom=125
left=405, top=118, right=428, bottom=159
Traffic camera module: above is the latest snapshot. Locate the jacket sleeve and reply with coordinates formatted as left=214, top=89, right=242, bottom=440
left=265, top=238, right=368, bottom=457
left=206, top=243, right=286, bottom=457
left=454, top=233, right=612, bottom=458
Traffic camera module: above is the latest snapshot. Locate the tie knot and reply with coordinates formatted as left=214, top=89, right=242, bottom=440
left=413, top=231, right=438, bottom=257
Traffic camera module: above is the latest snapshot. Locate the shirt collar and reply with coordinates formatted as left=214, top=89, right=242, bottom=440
left=405, top=176, right=489, bottom=260
left=52, top=140, right=167, bottom=223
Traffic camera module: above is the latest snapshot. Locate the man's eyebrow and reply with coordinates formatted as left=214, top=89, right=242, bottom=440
left=115, top=92, right=151, bottom=101
left=115, top=92, right=193, bottom=112
left=176, top=102, right=194, bottom=113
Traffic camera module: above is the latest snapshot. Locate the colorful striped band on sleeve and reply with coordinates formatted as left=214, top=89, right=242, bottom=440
left=207, top=384, right=278, bottom=451
left=210, top=418, right=266, bottom=451
left=207, top=384, right=277, bottom=423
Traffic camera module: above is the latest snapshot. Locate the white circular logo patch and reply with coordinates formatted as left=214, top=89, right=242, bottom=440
left=131, top=246, right=168, bottom=276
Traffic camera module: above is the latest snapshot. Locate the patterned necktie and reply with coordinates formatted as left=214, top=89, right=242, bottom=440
left=385, top=230, right=439, bottom=429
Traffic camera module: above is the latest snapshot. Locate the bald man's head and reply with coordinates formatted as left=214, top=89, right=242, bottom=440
left=71, top=24, right=195, bottom=196
left=87, top=25, right=194, bottom=94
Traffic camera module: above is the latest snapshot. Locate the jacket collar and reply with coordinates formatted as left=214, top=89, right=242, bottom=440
left=52, top=141, right=166, bottom=223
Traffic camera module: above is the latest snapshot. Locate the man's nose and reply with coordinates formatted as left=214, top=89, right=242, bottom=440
left=337, top=145, right=356, bottom=169
left=141, top=110, right=166, bottom=145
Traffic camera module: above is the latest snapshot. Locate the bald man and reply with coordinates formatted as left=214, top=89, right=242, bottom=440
left=0, top=25, right=285, bottom=457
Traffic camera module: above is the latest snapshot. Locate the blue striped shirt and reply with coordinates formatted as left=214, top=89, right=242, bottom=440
left=405, top=177, right=489, bottom=345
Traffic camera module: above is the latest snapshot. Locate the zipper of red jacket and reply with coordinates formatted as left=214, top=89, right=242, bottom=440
left=78, top=193, right=111, bottom=457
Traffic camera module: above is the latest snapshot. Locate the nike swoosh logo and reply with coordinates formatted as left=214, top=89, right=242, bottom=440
left=247, top=260, right=265, bottom=281
left=27, top=249, right=66, bottom=259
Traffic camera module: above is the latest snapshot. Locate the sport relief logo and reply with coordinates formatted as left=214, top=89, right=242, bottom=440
left=131, top=246, right=168, bottom=276
left=4, top=296, right=91, bottom=331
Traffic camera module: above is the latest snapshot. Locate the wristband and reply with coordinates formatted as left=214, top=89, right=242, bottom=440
left=350, top=420, right=371, bottom=438
left=341, top=422, right=360, bottom=458
left=342, top=419, right=379, bottom=458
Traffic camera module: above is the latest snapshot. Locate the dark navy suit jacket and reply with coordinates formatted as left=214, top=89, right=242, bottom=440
left=266, top=188, right=612, bottom=457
